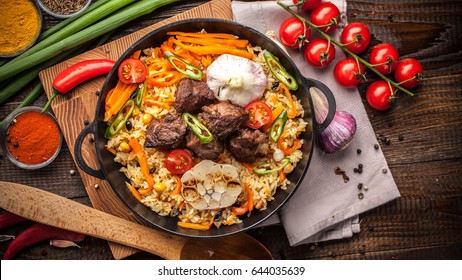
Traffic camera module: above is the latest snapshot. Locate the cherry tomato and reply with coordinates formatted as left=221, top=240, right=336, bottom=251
left=303, top=38, right=336, bottom=68
left=279, top=17, right=310, bottom=49
left=292, top=0, right=321, bottom=10
left=165, top=149, right=193, bottom=175
left=340, top=22, right=371, bottom=54
left=309, top=2, right=341, bottom=33
left=118, top=58, right=147, bottom=84
left=244, top=100, right=272, bottom=129
left=394, top=58, right=423, bottom=89
left=366, top=80, right=396, bottom=111
left=333, top=58, right=366, bottom=88
left=368, top=43, right=399, bottom=75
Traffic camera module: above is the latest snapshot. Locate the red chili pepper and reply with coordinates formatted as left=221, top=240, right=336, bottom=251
left=2, top=223, right=85, bottom=260
left=41, top=59, right=115, bottom=113
left=0, top=211, right=28, bottom=230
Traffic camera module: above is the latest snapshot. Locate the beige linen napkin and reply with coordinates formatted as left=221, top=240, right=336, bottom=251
left=232, top=0, right=401, bottom=246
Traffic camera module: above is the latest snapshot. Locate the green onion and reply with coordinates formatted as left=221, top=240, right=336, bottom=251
left=164, top=51, right=204, bottom=80
left=0, top=0, right=179, bottom=83
left=0, top=83, right=44, bottom=128
left=182, top=113, right=213, bottom=144
left=263, top=51, right=298, bottom=91
left=37, top=0, right=113, bottom=42
left=9, top=0, right=136, bottom=64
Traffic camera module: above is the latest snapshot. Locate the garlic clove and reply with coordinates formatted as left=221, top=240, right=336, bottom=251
left=206, top=54, right=267, bottom=107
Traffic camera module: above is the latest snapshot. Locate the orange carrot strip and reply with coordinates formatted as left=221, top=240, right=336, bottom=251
left=279, top=84, right=298, bottom=119
left=278, top=169, right=286, bottom=183
left=178, top=219, right=213, bottom=231
left=261, top=104, right=285, bottom=133
left=132, top=50, right=142, bottom=59
left=167, top=31, right=237, bottom=39
left=104, top=82, right=137, bottom=121
left=244, top=183, right=254, bottom=212
left=144, top=99, right=171, bottom=109
left=173, top=40, right=254, bottom=59
left=126, top=182, right=142, bottom=201
left=175, top=36, right=249, bottom=48
left=128, top=137, right=154, bottom=194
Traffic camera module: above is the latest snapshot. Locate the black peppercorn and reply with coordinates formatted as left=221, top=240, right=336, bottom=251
left=357, top=148, right=361, bottom=154
left=398, top=135, right=404, bottom=141
left=374, top=144, right=379, bottom=150
left=84, top=119, right=89, bottom=125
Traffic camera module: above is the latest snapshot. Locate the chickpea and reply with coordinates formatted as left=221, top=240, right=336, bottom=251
left=142, top=113, right=153, bottom=124
left=118, top=141, right=131, bottom=153
left=154, top=182, right=166, bottom=193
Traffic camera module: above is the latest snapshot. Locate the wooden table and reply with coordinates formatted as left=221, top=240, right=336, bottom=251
left=0, top=0, right=461, bottom=260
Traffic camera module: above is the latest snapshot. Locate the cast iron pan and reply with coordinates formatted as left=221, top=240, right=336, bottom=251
left=75, top=19, right=336, bottom=238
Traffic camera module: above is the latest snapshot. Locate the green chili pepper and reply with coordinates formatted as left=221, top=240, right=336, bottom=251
left=182, top=112, right=213, bottom=144
left=164, top=51, right=203, bottom=80
left=269, top=109, right=288, bottom=142
left=134, top=81, right=147, bottom=108
left=104, top=99, right=135, bottom=138
left=253, top=157, right=291, bottom=175
left=263, top=51, right=298, bottom=91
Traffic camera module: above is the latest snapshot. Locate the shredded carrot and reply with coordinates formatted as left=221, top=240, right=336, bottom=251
left=261, top=104, right=285, bottom=133
left=104, top=81, right=137, bottom=121
left=173, top=39, right=254, bottom=59
left=279, top=84, right=298, bottom=119
left=241, top=162, right=255, bottom=172
left=200, top=54, right=212, bottom=68
left=106, top=146, right=117, bottom=155
left=175, top=36, right=249, bottom=48
left=126, top=182, right=142, bottom=201
left=132, top=50, right=142, bottom=59
left=278, top=169, right=286, bottom=183
left=173, top=178, right=182, bottom=195
left=178, top=217, right=214, bottom=231
left=244, top=183, right=254, bottom=212
left=128, top=137, right=154, bottom=194
left=144, top=98, right=171, bottom=110
left=167, top=31, right=237, bottom=39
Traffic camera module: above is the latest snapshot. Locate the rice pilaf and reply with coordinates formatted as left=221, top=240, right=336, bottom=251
left=104, top=31, right=309, bottom=230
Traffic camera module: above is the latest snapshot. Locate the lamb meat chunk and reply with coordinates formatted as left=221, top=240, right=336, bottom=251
left=144, top=113, right=186, bottom=149
left=201, top=101, right=249, bottom=139
left=185, top=130, right=224, bottom=160
left=174, top=78, right=216, bottom=114
left=226, top=128, right=268, bottom=163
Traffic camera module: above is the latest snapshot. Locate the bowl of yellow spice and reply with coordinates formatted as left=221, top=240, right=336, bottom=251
left=0, top=0, right=42, bottom=58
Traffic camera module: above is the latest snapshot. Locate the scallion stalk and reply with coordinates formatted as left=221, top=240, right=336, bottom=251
left=0, top=0, right=179, bottom=83
left=4, top=0, right=136, bottom=66
left=37, top=0, right=113, bottom=42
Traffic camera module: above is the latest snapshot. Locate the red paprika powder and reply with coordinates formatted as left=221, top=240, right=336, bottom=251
left=6, top=111, right=61, bottom=165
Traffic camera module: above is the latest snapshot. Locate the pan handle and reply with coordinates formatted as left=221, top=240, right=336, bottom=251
left=304, top=77, right=336, bottom=133
left=74, top=120, right=105, bottom=179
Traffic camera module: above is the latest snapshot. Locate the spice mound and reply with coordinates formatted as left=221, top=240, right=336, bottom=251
left=39, top=0, right=90, bottom=16
left=0, top=0, right=41, bottom=57
left=6, top=111, right=61, bottom=165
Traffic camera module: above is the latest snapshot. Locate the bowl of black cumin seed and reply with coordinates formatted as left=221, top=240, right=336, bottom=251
left=37, top=0, right=92, bottom=19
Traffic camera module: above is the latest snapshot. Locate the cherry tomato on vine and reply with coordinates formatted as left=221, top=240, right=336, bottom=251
left=333, top=57, right=366, bottom=88
left=394, top=58, right=423, bottom=89
left=366, top=80, right=396, bottom=111
left=368, top=43, right=399, bottom=75
left=279, top=17, right=310, bottom=49
left=118, top=58, right=147, bottom=84
left=292, top=0, right=321, bottom=10
left=309, top=2, right=341, bottom=33
left=304, top=38, right=336, bottom=68
left=340, top=22, right=371, bottom=54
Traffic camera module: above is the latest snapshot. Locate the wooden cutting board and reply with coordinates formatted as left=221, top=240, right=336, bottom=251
left=38, top=0, right=233, bottom=260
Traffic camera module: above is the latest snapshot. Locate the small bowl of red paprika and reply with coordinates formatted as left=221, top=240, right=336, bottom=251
left=0, top=106, right=63, bottom=169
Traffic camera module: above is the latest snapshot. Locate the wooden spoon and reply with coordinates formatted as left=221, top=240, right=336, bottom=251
left=0, top=181, right=273, bottom=260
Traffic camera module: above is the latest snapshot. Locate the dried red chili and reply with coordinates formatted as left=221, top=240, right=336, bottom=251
left=6, top=111, right=61, bottom=165
left=0, top=211, right=28, bottom=230
left=2, top=223, right=85, bottom=260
